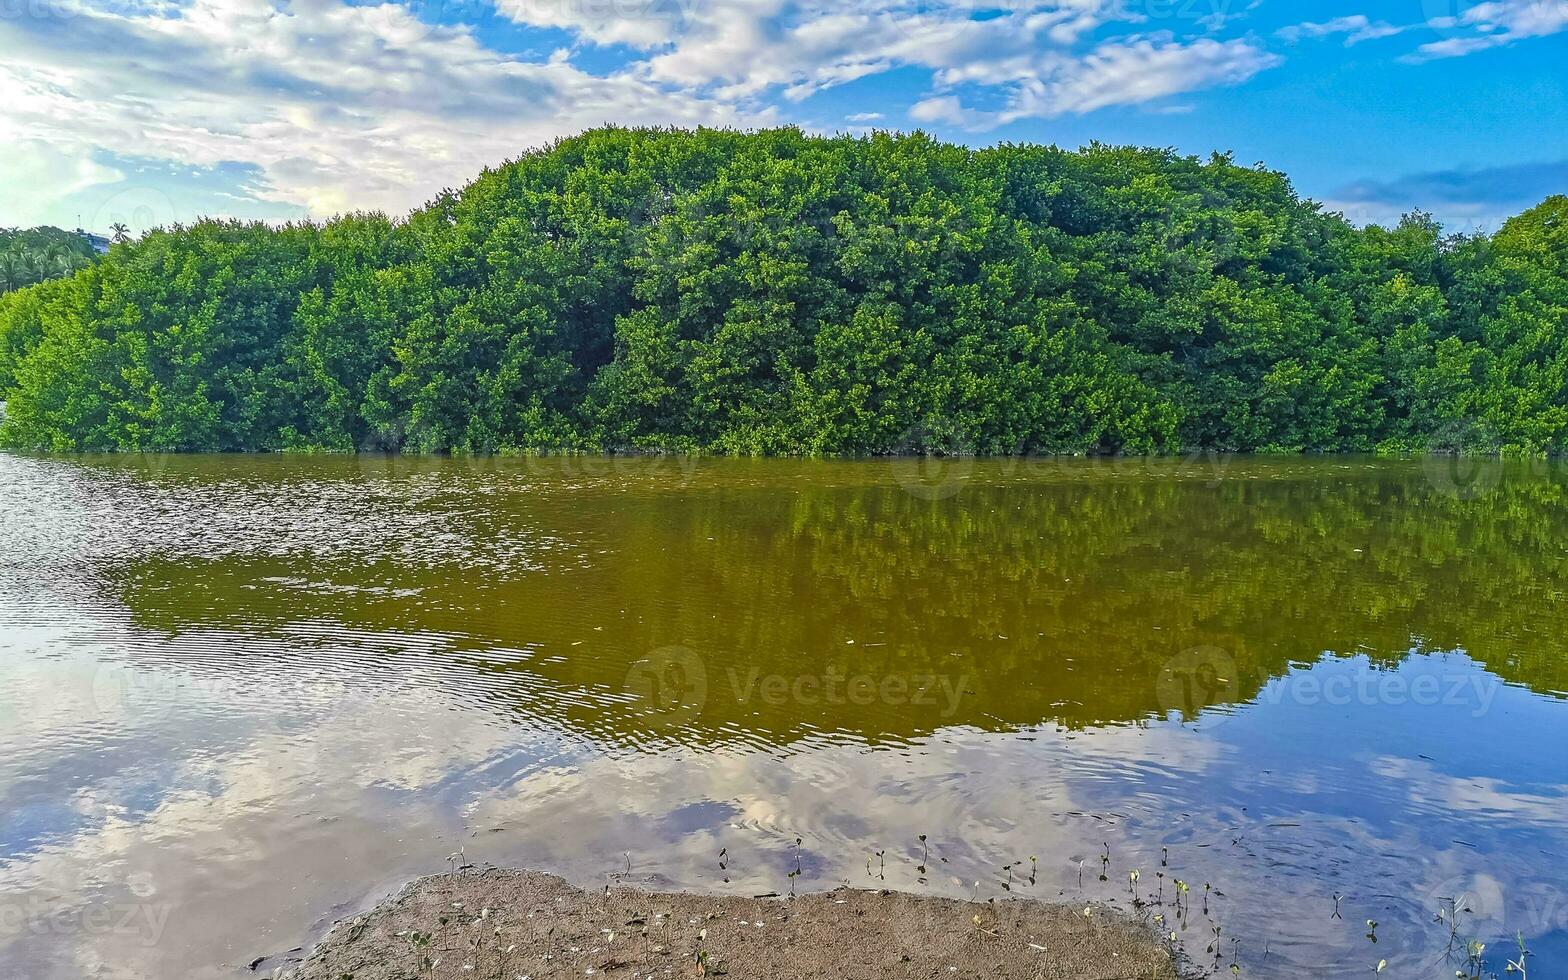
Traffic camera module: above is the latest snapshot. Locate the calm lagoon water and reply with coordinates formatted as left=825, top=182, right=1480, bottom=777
left=1, top=453, right=1565, bottom=978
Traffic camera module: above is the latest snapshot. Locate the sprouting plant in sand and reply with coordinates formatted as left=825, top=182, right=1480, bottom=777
left=1002, top=862, right=1022, bottom=892
left=786, top=866, right=800, bottom=896
left=917, top=834, right=929, bottom=875
left=1365, top=918, right=1378, bottom=943
left=971, top=910, right=1000, bottom=937
left=492, top=935, right=517, bottom=980
left=435, top=913, right=450, bottom=950
left=398, top=929, right=438, bottom=978
left=1127, top=869, right=1140, bottom=904
left=458, top=907, right=495, bottom=974
left=1099, top=843, right=1110, bottom=882
left=786, top=837, right=804, bottom=896
left=690, top=925, right=729, bottom=977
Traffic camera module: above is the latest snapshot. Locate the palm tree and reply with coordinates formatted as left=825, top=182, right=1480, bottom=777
left=18, top=253, right=43, bottom=288
left=110, top=222, right=131, bottom=245
left=0, top=250, right=38, bottom=293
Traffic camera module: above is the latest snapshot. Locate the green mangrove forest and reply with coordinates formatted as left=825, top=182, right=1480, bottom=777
left=1, top=126, right=1565, bottom=455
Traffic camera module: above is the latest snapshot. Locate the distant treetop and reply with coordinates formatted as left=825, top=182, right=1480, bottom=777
left=2, top=127, right=1566, bottom=455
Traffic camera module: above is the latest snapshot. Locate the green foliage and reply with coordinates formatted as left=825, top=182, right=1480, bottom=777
left=0, top=226, right=97, bottom=296
left=2, top=129, right=1567, bottom=455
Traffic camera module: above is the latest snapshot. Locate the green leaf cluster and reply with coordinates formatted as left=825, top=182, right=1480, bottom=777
left=0, top=226, right=96, bottom=298
left=3, top=128, right=1566, bottom=455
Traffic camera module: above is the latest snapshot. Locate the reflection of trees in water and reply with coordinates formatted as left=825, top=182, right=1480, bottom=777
left=112, top=460, right=1568, bottom=747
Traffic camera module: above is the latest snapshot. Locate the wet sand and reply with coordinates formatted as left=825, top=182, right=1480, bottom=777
left=283, top=867, right=1181, bottom=979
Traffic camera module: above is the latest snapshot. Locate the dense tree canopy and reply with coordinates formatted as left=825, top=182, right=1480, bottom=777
left=2, top=127, right=1565, bottom=455
left=0, top=226, right=97, bottom=296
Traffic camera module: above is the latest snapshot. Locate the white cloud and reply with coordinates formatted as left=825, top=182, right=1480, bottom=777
left=1277, top=14, right=1403, bottom=45
left=917, top=34, right=1280, bottom=128
left=493, top=0, right=706, bottom=49
left=0, top=0, right=768, bottom=220
left=616, top=0, right=1279, bottom=130
left=909, top=94, right=973, bottom=125
left=635, top=0, right=1131, bottom=101
left=0, top=140, right=124, bottom=228
left=0, top=0, right=1292, bottom=220
left=1405, top=0, right=1568, bottom=60
left=1029, top=35, right=1280, bottom=115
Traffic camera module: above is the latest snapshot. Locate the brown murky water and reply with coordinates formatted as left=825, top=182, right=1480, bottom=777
left=1, top=453, right=1565, bottom=979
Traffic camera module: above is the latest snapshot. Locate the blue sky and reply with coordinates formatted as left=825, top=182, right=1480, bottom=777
left=1, top=0, right=1563, bottom=235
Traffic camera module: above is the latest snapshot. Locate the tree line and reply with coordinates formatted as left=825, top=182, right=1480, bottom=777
left=0, top=226, right=100, bottom=297
left=1, top=127, right=1564, bottom=455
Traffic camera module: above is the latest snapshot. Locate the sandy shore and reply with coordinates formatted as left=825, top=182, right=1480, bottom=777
left=282, top=867, right=1181, bottom=980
